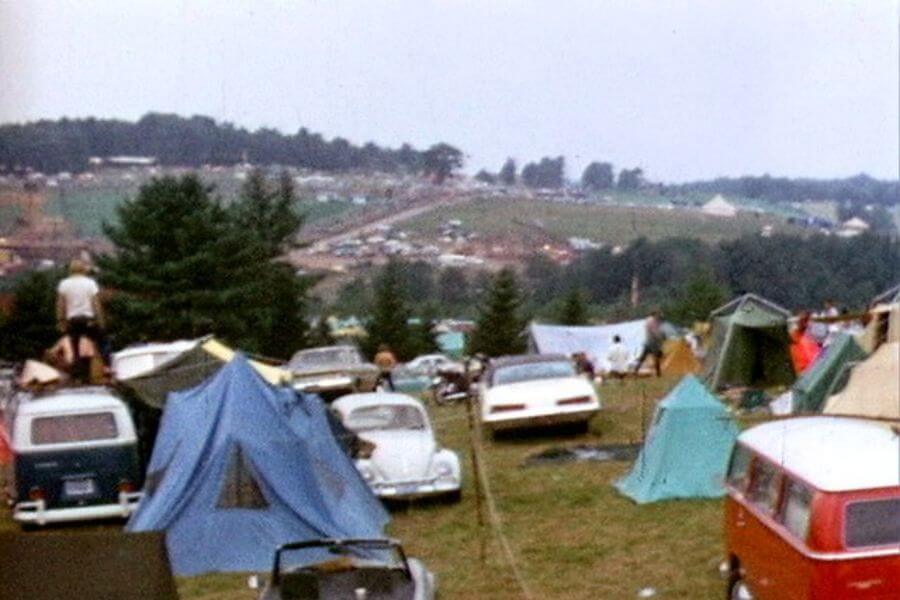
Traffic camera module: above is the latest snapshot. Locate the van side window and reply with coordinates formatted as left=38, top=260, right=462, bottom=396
left=779, top=479, right=813, bottom=542
left=31, top=412, right=118, bottom=445
left=747, top=460, right=780, bottom=513
left=726, top=444, right=752, bottom=491
left=845, top=498, right=900, bottom=548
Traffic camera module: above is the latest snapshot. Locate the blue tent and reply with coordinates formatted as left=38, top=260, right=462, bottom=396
left=615, top=375, right=739, bottom=503
left=127, top=355, right=389, bottom=576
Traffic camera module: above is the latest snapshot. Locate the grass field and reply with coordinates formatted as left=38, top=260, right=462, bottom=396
left=1, top=376, right=730, bottom=599
left=400, top=197, right=799, bottom=246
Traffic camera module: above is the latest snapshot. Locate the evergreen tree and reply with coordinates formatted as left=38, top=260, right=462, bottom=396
left=98, top=174, right=308, bottom=354
left=558, top=288, right=589, bottom=325
left=581, top=162, right=615, bottom=191
left=232, top=168, right=303, bottom=255
left=469, top=267, right=527, bottom=357
left=0, top=270, right=61, bottom=360
left=665, top=270, right=728, bottom=325
left=499, top=158, right=517, bottom=186
left=364, top=259, right=414, bottom=359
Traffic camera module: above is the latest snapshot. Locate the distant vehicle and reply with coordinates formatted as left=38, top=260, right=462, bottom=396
left=253, top=538, right=435, bottom=600
left=333, top=393, right=461, bottom=501
left=479, top=354, right=601, bottom=434
left=724, top=417, right=900, bottom=600
left=405, top=353, right=461, bottom=376
left=288, top=346, right=379, bottom=399
left=9, top=387, right=143, bottom=526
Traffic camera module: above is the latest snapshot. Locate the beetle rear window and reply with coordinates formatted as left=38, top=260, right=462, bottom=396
left=845, top=498, right=900, bottom=548
left=31, top=412, right=118, bottom=445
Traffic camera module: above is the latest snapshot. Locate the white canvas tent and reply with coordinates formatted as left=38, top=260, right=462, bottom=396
left=528, top=320, right=648, bottom=372
left=701, top=195, right=737, bottom=218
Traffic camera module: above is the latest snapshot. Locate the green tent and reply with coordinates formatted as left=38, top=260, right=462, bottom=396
left=615, top=375, right=739, bottom=503
left=702, top=294, right=795, bottom=390
left=792, top=333, right=867, bottom=413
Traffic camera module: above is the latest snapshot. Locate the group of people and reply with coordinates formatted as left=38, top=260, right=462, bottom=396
left=572, top=310, right=669, bottom=382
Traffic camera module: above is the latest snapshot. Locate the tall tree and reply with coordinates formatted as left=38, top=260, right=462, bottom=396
left=0, top=270, right=61, bottom=361
left=498, top=158, right=517, bottom=186
left=98, top=174, right=307, bottom=355
left=232, top=168, right=303, bottom=255
left=558, top=288, right=589, bottom=325
left=469, top=267, right=527, bottom=357
left=422, top=143, right=464, bottom=184
left=617, top=167, right=644, bottom=191
left=664, top=270, right=728, bottom=325
left=580, top=162, right=615, bottom=191
left=364, top=259, right=415, bottom=359
left=521, top=156, right=565, bottom=189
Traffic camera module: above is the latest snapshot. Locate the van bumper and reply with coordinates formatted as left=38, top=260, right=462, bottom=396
left=13, top=491, right=143, bottom=526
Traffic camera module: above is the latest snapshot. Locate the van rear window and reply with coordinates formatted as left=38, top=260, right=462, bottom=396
left=31, top=413, right=119, bottom=445
left=845, top=498, right=900, bottom=548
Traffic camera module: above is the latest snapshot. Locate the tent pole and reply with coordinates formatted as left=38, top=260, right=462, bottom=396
left=465, top=394, right=487, bottom=565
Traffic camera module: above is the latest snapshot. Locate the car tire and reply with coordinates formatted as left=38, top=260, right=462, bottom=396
left=728, top=576, right=753, bottom=600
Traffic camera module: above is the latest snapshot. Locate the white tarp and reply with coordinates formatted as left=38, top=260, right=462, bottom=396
left=528, top=320, right=648, bottom=372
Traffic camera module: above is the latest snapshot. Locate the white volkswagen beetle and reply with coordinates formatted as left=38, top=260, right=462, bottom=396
left=479, top=354, right=601, bottom=434
left=332, top=393, right=461, bottom=501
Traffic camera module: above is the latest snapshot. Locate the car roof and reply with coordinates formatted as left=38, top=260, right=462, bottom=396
left=113, top=339, right=198, bottom=359
left=739, top=417, right=900, bottom=492
left=333, top=392, right=424, bottom=412
left=18, top=387, right=127, bottom=416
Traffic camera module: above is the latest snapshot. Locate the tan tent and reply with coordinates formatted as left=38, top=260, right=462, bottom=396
left=661, top=339, right=701, bottom=376
left=857, top=303, right=899, bottom=353
left=823, top=342, right=899, bottom=420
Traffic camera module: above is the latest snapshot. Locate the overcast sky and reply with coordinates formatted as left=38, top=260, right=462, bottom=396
left=1, top=0, right=896, bottom=182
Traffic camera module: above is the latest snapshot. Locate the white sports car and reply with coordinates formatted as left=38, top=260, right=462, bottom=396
left=479, top=354, right=601, bottom=433
left=332, top=393, right=462, bottom=501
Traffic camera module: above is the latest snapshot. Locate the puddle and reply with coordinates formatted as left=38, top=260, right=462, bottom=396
left=524, top=443, right=641, bottom=466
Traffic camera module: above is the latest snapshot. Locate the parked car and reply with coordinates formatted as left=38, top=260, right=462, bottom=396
left=405, top=353, right=461, bottom=376
left=332, top=393, right=461, bottom=500
left=253, top=538, right=435, bottom=600
left=724, top=417, right=900, bottom=600
left=9, top=387, right=143, bottom=526
left=288, top=346, right=379, bottom=400
left=479, top=354, right=601, bottom=434
left=112, top=339, right=198, bottom=380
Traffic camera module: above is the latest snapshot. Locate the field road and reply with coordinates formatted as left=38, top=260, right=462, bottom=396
left=289, top=189, right=478, bottom=259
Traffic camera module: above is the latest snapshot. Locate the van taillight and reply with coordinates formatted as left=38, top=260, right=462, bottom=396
left=28, top=487, right=44, bottom=501
left=118, top=480, right=135, bottom=493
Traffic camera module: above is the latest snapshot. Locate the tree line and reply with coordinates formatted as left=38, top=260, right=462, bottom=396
left=0, top=113, right=463, bottom=177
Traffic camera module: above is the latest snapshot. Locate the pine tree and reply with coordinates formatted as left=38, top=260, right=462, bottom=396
left=0, top=270, right=61, bottom=360
left=499, top=158, right=517, bottom=186
left=469, top=267, right=527, bottom=357
left=98, top=174, right=308, bottom=354
left=365, top=259, right=414, bottom=359
left=558, top=288, right=589, bottom=325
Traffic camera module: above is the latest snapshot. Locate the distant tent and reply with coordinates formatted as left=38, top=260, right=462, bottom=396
left=701, top=194, right=737, bottom=218
left=660, top=339, right=701, bottom=377
left=528, top=320, right=649, bottom=372
left=127, top=355, right=388, bottom=576
left=702, top=294, right=795, bottom=390
left=436, top=331, right=466, bottom=359
left=615, top=375, right=739, bottom=503
left=792, top=333, right=867, bottom=413
left=823, top=342, right=899, bottom=420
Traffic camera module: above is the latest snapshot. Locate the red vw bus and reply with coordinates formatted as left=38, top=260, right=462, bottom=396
left=724, top=417, right=900, bottom=599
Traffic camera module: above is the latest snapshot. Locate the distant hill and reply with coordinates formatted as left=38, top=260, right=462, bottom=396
left=0, top=113, right=428, bottom=175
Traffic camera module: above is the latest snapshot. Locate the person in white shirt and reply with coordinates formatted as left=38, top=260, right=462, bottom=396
left=606, top=335, right=630, bottom=382
left=56, top=259, right=107, bottom=379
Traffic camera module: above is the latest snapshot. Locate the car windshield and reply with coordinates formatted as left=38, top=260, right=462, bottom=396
left=345, top=404, right=426, bottom=432
left=292, top=348, right=360, bottom=367
left=492, top=360, right=576, bottom=386
left=279, top=541, right=405, bottom=575
left=31, top=412, right=119, bottom=445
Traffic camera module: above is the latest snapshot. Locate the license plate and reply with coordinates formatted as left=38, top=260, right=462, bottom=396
left=64, top=478, right=96, bottom=496
left=395, top=484, right=421, bottom=496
